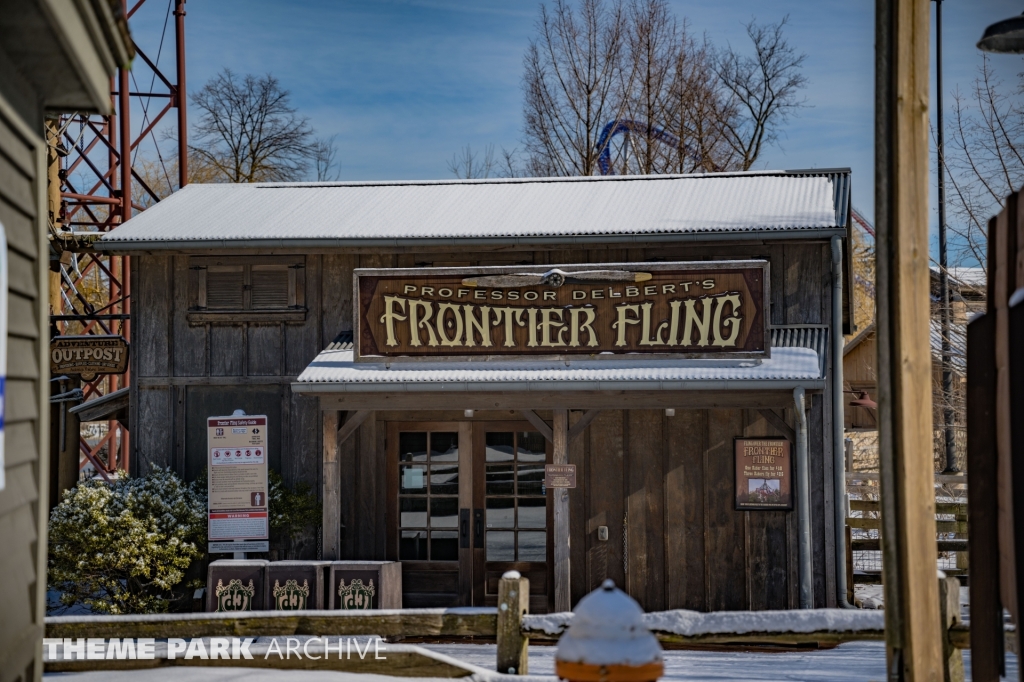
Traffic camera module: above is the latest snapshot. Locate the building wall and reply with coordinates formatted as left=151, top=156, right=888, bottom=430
left=0, top=64, right=50, bottom=682
left=131, top=238, right=837, bottom=606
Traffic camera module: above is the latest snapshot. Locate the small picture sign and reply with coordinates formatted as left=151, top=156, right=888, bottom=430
left=735, top=438, right=792, bottom=511
left=544, top=464, right=577, bottom=489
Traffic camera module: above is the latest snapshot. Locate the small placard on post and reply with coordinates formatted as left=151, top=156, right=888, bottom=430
left=545, top=464, right=577, bottom=489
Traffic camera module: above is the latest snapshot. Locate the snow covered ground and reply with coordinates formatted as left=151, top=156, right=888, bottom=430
left=44, top=641, right=1019, bottom=681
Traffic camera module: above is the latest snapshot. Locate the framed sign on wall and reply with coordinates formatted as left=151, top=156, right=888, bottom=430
left=354, top=260, right=769, bottom=362
left=734, top=438, right=792, bottom=511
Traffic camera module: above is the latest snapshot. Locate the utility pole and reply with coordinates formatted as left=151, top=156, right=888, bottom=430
left=934, top=0, right=956, bottom=473
left=875, top=0, right=944, bottom=678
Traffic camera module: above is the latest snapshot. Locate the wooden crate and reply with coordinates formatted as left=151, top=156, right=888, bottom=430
left=207, top=559, right=268, bottom=612
left=265, top=560, right=332, bottom=610
left=328, top=561, right=403, bottom=609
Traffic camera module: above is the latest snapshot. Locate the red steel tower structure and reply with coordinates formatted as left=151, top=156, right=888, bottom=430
left=50, top=0, right=188, bottom=478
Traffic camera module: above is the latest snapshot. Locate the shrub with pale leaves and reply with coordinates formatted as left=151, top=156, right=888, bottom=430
left=48, top=468, right=206, bottom=614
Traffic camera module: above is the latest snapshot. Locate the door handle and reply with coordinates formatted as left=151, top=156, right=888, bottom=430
left=460, top=508, right=470, bottom=549
left=474, top=508, right=484, bottom=548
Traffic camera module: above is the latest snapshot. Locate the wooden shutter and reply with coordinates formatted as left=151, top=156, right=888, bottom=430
left=206, top=265, right=244, bottom=309
left=250, top=264, right=290, bottom=309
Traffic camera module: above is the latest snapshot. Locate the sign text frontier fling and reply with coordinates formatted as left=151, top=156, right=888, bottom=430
left=378, top=290, right=743, bottom=349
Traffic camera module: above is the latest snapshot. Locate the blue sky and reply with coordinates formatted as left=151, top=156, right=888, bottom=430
left=127, top=0, right=1024, bottom=229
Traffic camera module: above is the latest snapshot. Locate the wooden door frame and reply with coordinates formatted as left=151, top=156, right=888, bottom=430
left=471, top=421, right=554, bottom=612
left=385, top=421, right=472, bottom=605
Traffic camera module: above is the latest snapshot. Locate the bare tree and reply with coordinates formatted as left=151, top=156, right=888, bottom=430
left=447, top=144, right=499, bottom=179
left=944, top=55, right=1024, bottom=271
left=714, top=17, right=807, bottom=171
left=314, top=135, right=341, bottom=181
left=190, top=69, right=318, bottom=182
left=517, top=1, right=805, bottom=177
left=522, top=0, right=631, bottom=176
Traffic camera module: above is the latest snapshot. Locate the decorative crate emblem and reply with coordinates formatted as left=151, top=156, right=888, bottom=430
left=337, top=578, right=375, bottom=610
left=215, top=578, right=255, bottom=612
left=273, top=579, right=310, bottom=610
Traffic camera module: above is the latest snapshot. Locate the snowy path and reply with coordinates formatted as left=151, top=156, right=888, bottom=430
left=423, top=642, right=1016, bottom=681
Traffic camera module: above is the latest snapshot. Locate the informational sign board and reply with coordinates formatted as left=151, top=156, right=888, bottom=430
left=50, top=335, right=129, bottom=380
left=207, top=415, right=269, bottom=553
left=734, top=438, right=792, bottom=511
left=355, top=261, right=768, bottom=361
left=544, top=464, right=577, bottom=489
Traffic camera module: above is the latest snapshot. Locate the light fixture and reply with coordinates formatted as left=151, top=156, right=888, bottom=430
left=464, top=409, right=474, bottom=418
left=664, top=408, right=675, bottom=417
left=849, top=391, right=878, bottom=410
left=978, top=13, right=1024, bottom=53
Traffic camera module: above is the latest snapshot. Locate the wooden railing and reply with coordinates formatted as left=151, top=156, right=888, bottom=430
left=44, top=575, right=987, bottom=678
left=846, top=472, right=969, bottom=586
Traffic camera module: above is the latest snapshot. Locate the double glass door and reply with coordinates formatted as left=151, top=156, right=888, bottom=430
left=388, top=422, right=552, bottom=611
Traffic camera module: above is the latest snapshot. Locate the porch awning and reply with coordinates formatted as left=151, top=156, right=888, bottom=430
left=292, top=346, right=823, bottom=395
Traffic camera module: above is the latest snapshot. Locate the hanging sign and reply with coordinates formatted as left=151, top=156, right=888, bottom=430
left=208, top=414, right=270, bottom=553
left=49, top=335, right=129, bottom=380
left=354, top=261, right=768, bottom=361
left=734, top=438, right=792, bottom=511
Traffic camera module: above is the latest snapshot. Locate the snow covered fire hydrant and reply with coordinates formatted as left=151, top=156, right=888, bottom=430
left=555, top=579, right=663, bottom=682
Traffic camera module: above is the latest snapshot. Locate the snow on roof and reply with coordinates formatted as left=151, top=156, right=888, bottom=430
left=99, top=170, right=849, bottom=248
left=292, top=346, right=823, bottom=393
left=931, top=266, right=987, bottom=289
left=930, top=320, right=967, bottom=373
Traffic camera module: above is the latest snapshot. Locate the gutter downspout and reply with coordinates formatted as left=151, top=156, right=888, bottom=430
left=794, top=386, right=813, bottom=608
left=831, top=235, right=856, bottom=608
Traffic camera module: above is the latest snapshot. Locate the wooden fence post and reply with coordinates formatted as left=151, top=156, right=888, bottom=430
left=939, top=576, right=965, bottom=682
left=875, top=0, right=944, bottom=675
left=496, top=570, right=529, bottom=675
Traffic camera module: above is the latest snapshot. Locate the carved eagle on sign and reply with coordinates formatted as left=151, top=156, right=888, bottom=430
left=461, top=268, right=652, bottom=288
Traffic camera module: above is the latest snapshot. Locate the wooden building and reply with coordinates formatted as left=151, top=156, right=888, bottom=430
left=99, top=170, right=852, bottom=613
left=0, top=2, right=131, bottom=680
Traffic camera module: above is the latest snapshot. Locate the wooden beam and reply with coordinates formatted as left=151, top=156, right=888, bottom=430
left=317, top=389, right=814, bottom=412
left=757, top=408, right=795, bottom=443
left=337, top=409, right=373, bottom=447
left=875, top=0, right=944, bottom=675
left=322, top=410, right=340, bottom=560
left=552, top=409, right=570, bottom=612
left=568, top=409, right=601, bottom=444
left=520, top=409, right=553, bottom=443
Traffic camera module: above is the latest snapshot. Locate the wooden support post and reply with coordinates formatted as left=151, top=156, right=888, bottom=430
left=322, top=410, right=340, bottom=560
left=337, top=409, right=373, bottom=447
left=496, top=570, right=530, bottom=675
left=521, top=409, right=554, bottom=443
left=567, top=409, right=601, bottom=444
left=966, top=311, right=1001, bottom=681
left=938, top=576, right=965, bottom=682
left=553, top=409, right=570, bottom=612
left=875, top=0, right=944, bottom=676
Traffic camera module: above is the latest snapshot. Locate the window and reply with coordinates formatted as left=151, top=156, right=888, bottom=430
left=189, top=256, right=305, bottom=323
left=484, top=431, right=548, bottom=562
left=398, top=431, right=460, bottom=562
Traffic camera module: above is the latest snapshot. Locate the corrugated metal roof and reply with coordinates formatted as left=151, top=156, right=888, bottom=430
left=100, top=170, right=850, bottom=248
left=771, top=326, right=829, bottom=377
left=292, top=346, right=822, bottom=392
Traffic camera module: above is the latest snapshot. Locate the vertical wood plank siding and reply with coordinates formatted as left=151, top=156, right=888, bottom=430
left=130, top=243, right=834, bottom=605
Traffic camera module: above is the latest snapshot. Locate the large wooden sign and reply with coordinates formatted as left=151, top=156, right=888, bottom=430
left=734, top=438, right=792, bottom=511
left=355, top=261, right=768, bottom=360
left=49, top=335, right=129, bottom=380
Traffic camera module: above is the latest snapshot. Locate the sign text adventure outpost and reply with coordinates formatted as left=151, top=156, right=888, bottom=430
left=356, top=261, right=767, bottom=359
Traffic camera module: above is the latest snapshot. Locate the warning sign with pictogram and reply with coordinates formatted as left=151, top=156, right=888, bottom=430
left=207, top=415, right=269, bottom=547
